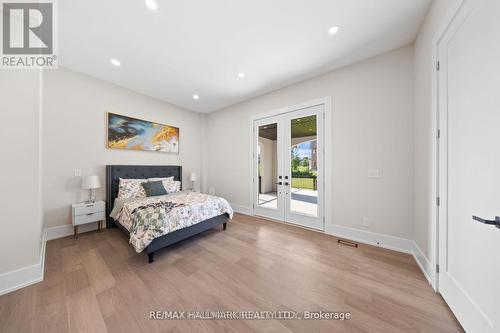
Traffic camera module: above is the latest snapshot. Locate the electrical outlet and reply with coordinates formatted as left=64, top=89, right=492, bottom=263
left=368, top=169, right=381, bottom=179
left=74, top=168, right=82, bottom=177
left=362, top=217, right=371, bottom=227
left=208, top=187, right=216, bottom=195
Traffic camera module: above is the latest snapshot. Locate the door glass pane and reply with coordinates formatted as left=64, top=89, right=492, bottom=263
left=290, top=115, right=318, bottom=216
left=258, top=123, right=278, bottom=210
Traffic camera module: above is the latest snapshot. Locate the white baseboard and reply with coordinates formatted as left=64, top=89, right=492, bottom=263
left=230, top=203, right=252, bottom=216
left=0, top=232, right=46, bottom=296
left=45, top=222, right=100, bottom=241
left=411, top=241, right=435, bottom=289
left=325, top=223, right=414, bottom=254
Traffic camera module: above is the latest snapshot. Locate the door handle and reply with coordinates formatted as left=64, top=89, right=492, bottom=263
left=284, top=182, right=290, bottom=186
left=274, top=182, right=283, bottom=185
left=472, top=216, right=500, bottom=229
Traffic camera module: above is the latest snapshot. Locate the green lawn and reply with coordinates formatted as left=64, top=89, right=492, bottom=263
left=291, top=177, right=315, bottom=190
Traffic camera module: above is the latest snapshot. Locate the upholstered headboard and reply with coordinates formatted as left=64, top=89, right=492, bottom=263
left=105, top=165, right=182, bottom=228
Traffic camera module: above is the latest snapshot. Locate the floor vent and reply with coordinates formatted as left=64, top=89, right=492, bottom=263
left=337, top=239, right=358, bottom=248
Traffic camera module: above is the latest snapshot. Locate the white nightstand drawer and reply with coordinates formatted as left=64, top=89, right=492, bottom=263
left=74, top=202, right=105, bottom=216
left=74, top=211, right=105, bottom=226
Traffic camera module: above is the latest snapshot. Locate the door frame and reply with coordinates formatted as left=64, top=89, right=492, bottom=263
left=249, top=97, right=332, bottom=231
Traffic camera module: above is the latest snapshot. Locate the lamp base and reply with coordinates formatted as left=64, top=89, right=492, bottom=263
left=85, top=189, right=96, bottom=204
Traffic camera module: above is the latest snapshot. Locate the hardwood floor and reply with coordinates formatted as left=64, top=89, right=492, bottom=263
left=0, top=213, right=463, bottom=333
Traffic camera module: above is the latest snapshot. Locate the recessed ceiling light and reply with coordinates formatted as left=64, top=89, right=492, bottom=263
left=110, top=58, right=121, bottom=67
left=192, top=94, right=200, bottom=100
left=328, top=26, right=340, bottom=35
left=145, top=0, right=158, bottom=11
left=238, top=72, right=245, bottom=78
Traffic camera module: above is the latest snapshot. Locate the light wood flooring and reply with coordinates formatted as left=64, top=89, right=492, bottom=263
left=0, top=213, right=463, bottom=333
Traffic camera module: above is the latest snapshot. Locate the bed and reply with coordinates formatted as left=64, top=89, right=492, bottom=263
left=106, top=165, right=232, bottom=263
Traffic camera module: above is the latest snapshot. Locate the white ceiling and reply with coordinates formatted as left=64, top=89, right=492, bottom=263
left=59, top=0, right=431, bottom=113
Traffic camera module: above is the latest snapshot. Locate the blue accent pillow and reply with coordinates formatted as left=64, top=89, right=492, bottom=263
left=141, top=181, right=168, bottom=197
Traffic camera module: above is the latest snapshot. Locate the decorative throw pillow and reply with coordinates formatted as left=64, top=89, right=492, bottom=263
left=164, top=180, right=181, bottom=194
left=147, top=177, right=174, bottom=190
left=141, top=181, right=168, bottom=197
left=117, top=178, right=147, bottom=199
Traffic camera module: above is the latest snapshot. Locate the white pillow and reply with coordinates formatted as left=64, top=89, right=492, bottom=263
left=148, top=176, right=174, bottom=184
left=117, top=178, right=147, bottom=199
left=164, top=180, right=181, bottom=194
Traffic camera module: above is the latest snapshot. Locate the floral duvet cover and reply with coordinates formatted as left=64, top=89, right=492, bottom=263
left=113, top=191, right=233, bottom=252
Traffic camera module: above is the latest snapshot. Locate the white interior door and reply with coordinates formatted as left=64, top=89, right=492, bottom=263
left=438, top=1, right=500, bottom=332
left=253, top=104, right=324, bottom=231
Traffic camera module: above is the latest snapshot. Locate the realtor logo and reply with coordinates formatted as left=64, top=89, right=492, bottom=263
left=1, top=0, right=57, bottom=68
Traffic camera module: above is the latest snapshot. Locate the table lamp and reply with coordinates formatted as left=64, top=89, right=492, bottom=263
left=81, top=175, right=101, bottom=203
left=190, top=172, right=197, bottom=191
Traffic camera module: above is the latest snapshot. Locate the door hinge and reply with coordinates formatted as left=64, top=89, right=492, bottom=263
left=436, top=197, right=441, bottom=206
left=436, top=264, right=440, bottom=273
left=437, top=129, right=441, bottom=139
left=436, top=61, right=440, bottom=71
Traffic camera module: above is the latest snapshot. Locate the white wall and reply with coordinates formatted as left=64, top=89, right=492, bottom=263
left=258, top=137, right=275, bottom=193
left=0, top=70, right=43, bottom=273
left=43, top=67, right=203, bottom=228
left=206, top=45, right=414, bottom=239
left=413, top=0, right=460, bottom=260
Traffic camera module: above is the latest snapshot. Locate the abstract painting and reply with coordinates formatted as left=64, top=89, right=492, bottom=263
left=107, top=113, right=179, bottom=153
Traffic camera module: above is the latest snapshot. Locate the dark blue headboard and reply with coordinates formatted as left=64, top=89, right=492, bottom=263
left=105, top=165, right=182, bottom=228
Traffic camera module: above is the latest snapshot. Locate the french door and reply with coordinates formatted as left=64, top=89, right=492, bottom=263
left=253, top=104, right=324, bottom=230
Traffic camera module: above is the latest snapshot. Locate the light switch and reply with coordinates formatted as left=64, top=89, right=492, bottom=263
left=362, top=217, right=371, bottom=227
left=74, top=168, right=82, bottom=177
left=368, top=169, right=381, bottom=179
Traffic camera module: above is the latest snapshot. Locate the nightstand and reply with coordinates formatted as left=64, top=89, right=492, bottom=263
left=71, top=201, right=106, bottom=238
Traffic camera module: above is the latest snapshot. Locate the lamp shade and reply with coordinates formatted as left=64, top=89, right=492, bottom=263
left=81, top=175, right=101, bottom=189
left=190, top=172, right=197, bottom=182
